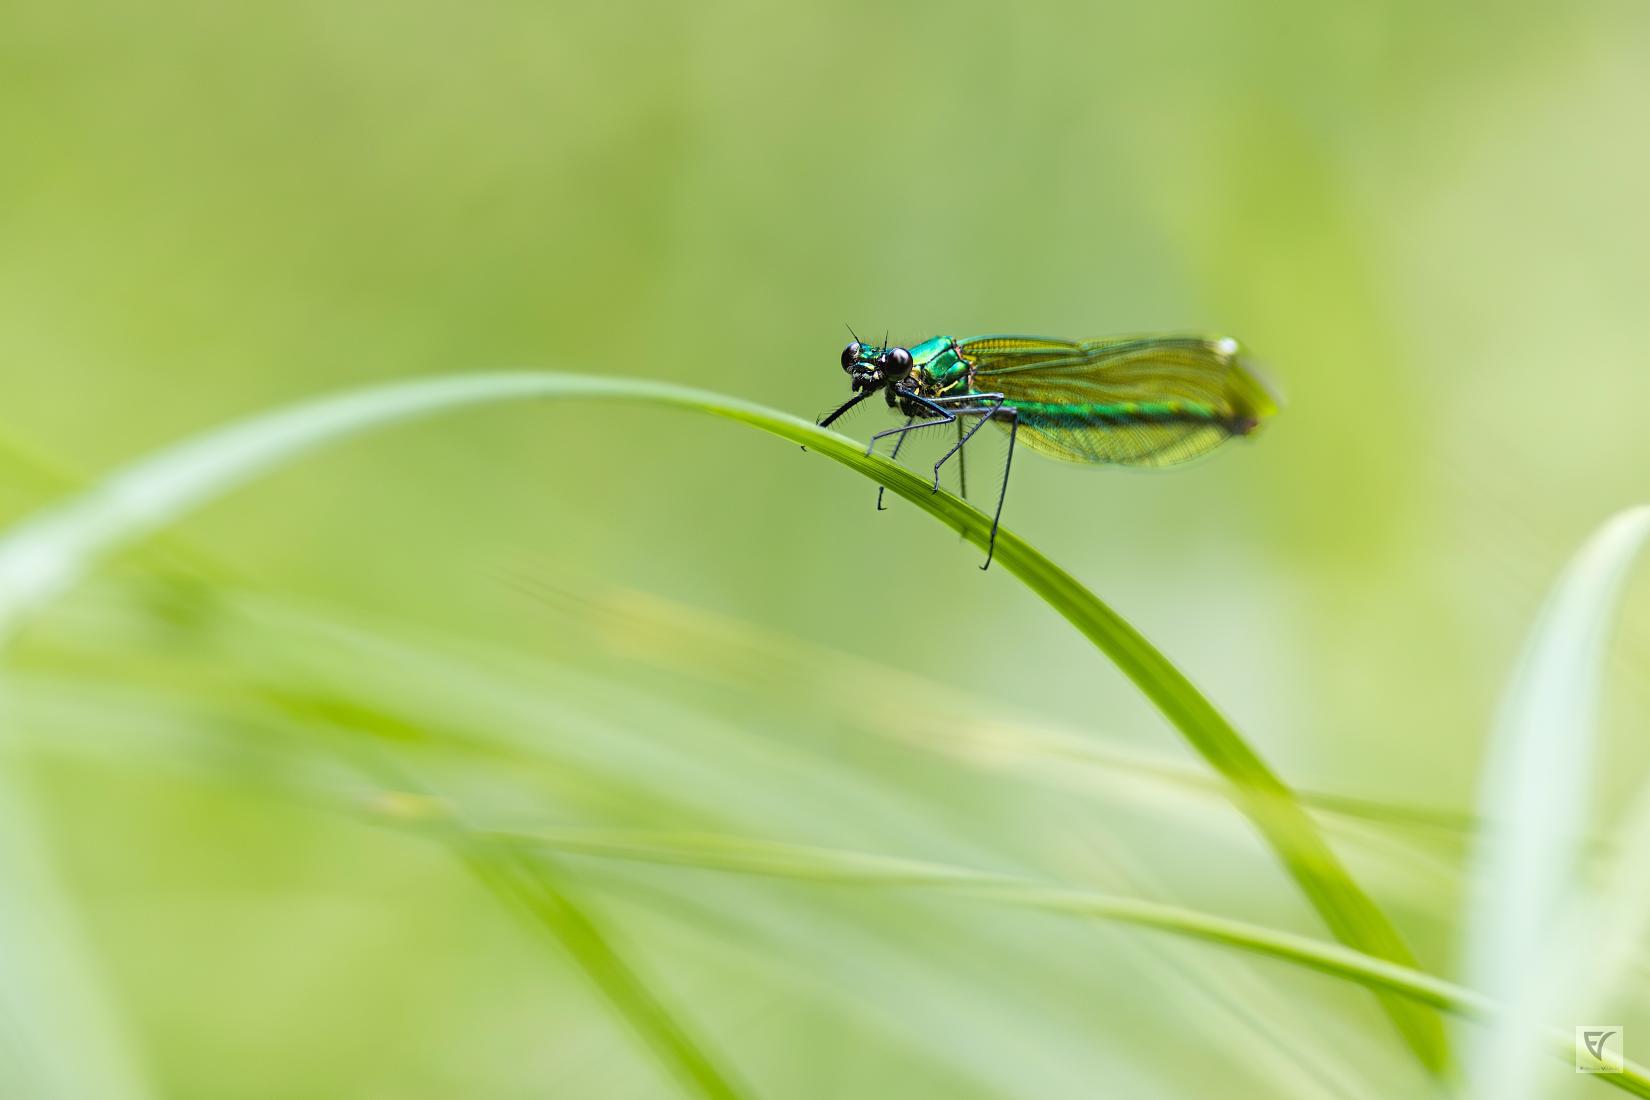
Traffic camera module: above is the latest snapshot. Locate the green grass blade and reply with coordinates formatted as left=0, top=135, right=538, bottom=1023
left=1581, top=728, right=1650, bottom=1021
left=0, top=747, right=153, bottom=1099
left=1461, top=506, right=1650, bottom=1096
left=517, top=576, right=1480, bottom=842
left=491, top=825, right=1456, bottom=1001
left=959, top=551, right=1449, bottom=1072
left=0, top=371, right=1442, bottom=1071
left=258, top=718, right=757, bottom=1100
left=461, top=846, right=750, bottom=1100
left=468, top=825, right=1650, bottom=1096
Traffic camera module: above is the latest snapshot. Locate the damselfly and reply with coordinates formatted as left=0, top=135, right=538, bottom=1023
left=818, top=333, right=1279, bottom=569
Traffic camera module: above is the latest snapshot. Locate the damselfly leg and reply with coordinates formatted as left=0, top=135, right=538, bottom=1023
left=862, top=392, right=1017, bottom=569
left=875, top=416, right=916, bottom=511
left=982, top=408, right=1016, bottom=570
left=817, top=388, right=873, bottom=430
left=931, top=393, right=1005, bottom=491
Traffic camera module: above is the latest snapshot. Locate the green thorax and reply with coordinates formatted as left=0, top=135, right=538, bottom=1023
left=908, top=336, right=970, bottom=395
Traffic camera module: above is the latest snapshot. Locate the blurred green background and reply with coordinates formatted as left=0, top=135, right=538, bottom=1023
left=2, top=0, right=1648, bottom=1096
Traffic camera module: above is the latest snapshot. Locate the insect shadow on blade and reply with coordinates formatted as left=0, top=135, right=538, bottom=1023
left=816, top=332, right=1282, bottom=570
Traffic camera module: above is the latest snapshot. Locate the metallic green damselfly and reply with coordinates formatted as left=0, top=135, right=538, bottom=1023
left=818, top=333, right=1280, bottom=569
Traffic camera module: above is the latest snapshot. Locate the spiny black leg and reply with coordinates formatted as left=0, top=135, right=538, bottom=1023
left=930, top=394, right=1006, bottom=491
left=804, top=388, right=876, bottom=452
left=980, top=409, right=1018, bottom=571
left=876, top=416, right=916, bottom=511
left=873, top=393, right=995, bottom=461
left=862, top=392, right=980, bottom=506
left=863, top=390, right=967, bottom=455
left=866, top=410, right=956, bottom=455
left=955, top=417, right=968, bottom=501
left=896, top=404, right=998, bottom=504
left=817, top=388, right=873, bottom=430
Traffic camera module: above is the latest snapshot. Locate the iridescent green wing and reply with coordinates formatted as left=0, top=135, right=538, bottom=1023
left=957, top=334, right=1280, bottom=468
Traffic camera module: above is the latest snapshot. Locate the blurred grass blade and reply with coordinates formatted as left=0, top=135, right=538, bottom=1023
left=1460, top=506, right=1650, bottom=1097
left=476, top=825, right=1650, bottom=1094
left=0, top=375, right=767, bottom=1100
left=985, top=558, right=1448, bottom=1071
left=525, top=577, right=1480, bottom=841
left=1578, top=741, right=1650, bottom=1022
left=0, top=371, right=1440, bottom=1070
left=335, top=739, right=753, bottom=1100
left=500, top=826, right=1454, bottom=996
left=463, top=847, right=749, bottom=1100
left=1558, top=515, right=1650, bottom=1027
left=0, top=736, right=152, bottom=1100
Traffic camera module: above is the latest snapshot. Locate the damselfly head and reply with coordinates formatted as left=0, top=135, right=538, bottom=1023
left=839, top=341, right=912, bottom=392
left=841, top=340, right=880, bottom=391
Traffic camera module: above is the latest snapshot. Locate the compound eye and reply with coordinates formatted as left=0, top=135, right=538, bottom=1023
left=840, top=342, right=862, bottom=372
left=880, top=347, right=913, bottom=382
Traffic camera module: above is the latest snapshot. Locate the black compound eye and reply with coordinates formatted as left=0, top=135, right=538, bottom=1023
left=880, top=347, right=913, bottom=381
left=840, top=342, right=862, bottom=372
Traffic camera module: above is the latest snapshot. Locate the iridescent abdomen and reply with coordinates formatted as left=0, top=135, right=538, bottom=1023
left=1001, top=397, right=1245, bottom=468
left=1009, top=398, right=1223, bottom=426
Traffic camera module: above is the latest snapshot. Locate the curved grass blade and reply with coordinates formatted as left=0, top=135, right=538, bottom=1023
left=1580, top=734, right=1650, bottom=1021
left=0, top=448, right=157, bottom=1100
left=0, top=748, right=153, bottom=1100
left=0, top=377, right=765, bottom=1099
left=0, top=371, right=1442, bottom=1071
left=516, top=576, right=1479, bottom=841
left=456, top=840, right=751, bottom=1100
left=1461, top=506, right=1650, bottom=1096
left=465, top=825, right=1650, bottom=1096
left=1537, top=510, right=1650, bottom=1035
left=487, top=826, right=1457, bottom=999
